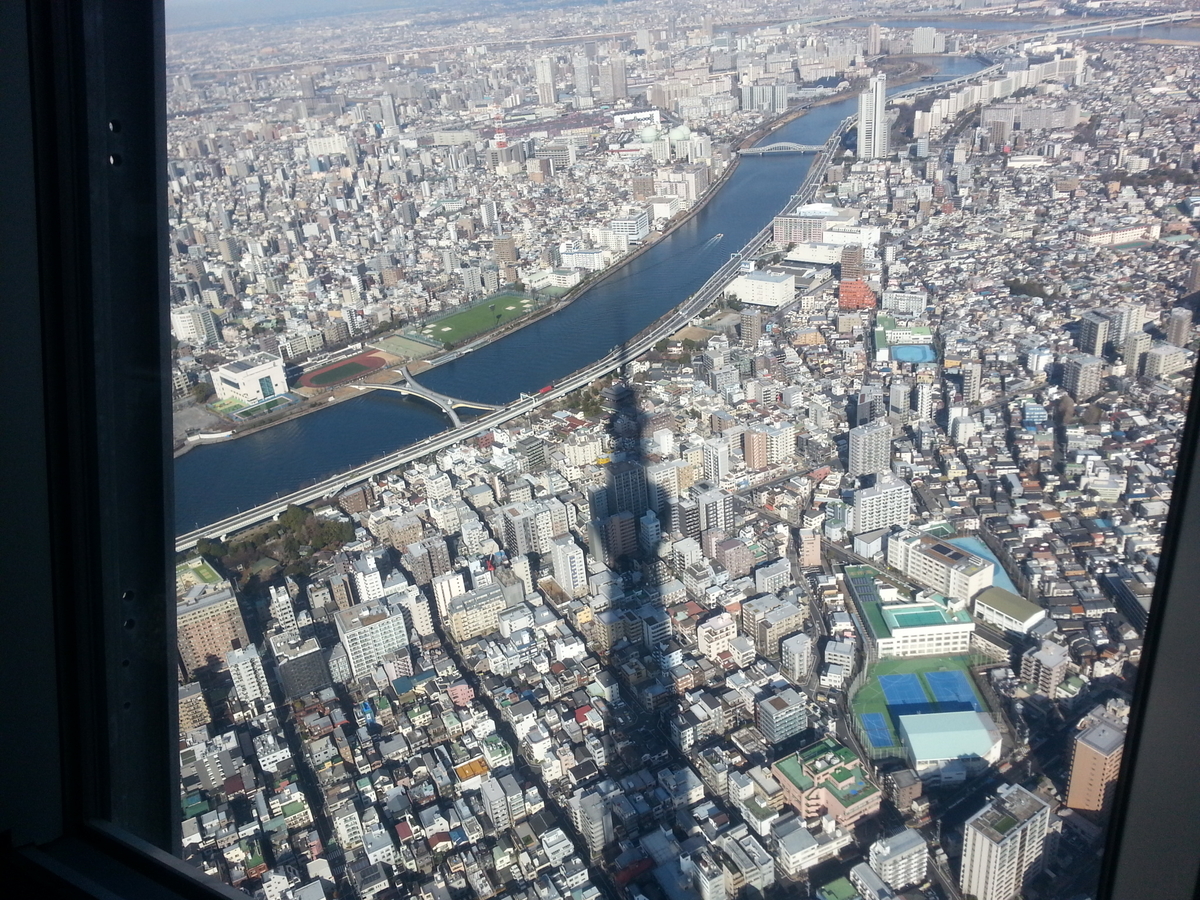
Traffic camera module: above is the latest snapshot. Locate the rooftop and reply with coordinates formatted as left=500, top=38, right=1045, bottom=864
left=974, top=585, right=1044, bottom=622
left=899, top=711, right=1001, bottom=762
left=968, top=784, right=1050, bottom=844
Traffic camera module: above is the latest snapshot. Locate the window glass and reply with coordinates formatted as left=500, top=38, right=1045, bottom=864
left=167, top=4, right=1200, bottom=898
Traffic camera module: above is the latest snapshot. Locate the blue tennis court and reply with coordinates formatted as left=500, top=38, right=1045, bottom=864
left=861, top=712, right=893, bottom=748
left=880, top=673, right=927, bottom=706
left=879, top=673, right=934, bottom=716
left=925, top=670, right=982, bottom=711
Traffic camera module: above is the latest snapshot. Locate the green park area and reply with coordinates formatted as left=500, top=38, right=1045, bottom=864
left=417, top=292, right=535, bottom=346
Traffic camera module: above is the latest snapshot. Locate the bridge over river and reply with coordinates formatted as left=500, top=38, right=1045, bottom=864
left=738, top=142, right=823, bottom=155
left=349, top=367, right=502, bottom=427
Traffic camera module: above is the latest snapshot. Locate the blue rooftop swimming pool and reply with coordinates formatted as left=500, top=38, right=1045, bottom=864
left=891, top=344, right=937, bottom=363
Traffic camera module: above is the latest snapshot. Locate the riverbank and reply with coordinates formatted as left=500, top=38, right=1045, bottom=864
left=176, top=101, right=835, bottom=443
left=174, top=55, right=958, bottom=455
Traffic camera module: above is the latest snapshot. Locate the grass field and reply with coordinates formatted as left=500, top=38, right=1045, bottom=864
left=419, top=293, right=534, bottom=346
left=373, top=334, right=440, bottom=360
left=851, top=655, right=986, bottom=750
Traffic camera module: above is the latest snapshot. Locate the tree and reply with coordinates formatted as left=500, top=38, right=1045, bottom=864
left=190, top=382, right=215, bottom=403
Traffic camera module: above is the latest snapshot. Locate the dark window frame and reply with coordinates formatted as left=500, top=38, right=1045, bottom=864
left=0, top=1, right=1198, bottom=898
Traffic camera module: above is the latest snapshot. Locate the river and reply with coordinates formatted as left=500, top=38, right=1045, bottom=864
left=174, top=55, right=986, bottom=533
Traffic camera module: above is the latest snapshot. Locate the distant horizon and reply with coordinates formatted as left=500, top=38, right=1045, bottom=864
left=164, top=0, right=633, bottom=34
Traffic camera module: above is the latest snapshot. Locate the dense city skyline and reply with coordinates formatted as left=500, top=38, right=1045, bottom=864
left=168, top=3, right=1200, bottom=900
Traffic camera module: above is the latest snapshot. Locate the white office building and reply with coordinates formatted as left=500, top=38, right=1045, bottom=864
left=212, top=352, right=288, bottom=405
left=727, top=270, right=796, bottom=308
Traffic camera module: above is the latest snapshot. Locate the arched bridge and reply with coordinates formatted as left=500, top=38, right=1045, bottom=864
left=351, top=367, right=502, bottom=427
left=739, top=142, right=824, bottom=156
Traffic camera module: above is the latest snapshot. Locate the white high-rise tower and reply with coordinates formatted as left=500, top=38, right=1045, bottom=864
left=960, top=784, right=1050, bottom=900
left=857, top=73, right=888, bottom=159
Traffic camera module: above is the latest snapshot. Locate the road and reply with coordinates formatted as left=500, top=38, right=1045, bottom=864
left=176, top=120, right=852, bottom=553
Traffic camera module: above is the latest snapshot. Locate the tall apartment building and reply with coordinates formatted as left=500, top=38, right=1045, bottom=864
left=740, top=308, right=763, bottom=347
left=609, top=460, right=649, bottom=516
left=1167, top=305, right=1192, bottom=347
left=1143, top=342, right=1189, bottom=378
left=757, top=688, right=808, bottom=744
left=572, top=54, right=592, bottom=98
left=401, top=536, right=452, bottom=586
left=1021, top=640, right=1071, bottom=699
left=549, top=535, right=588, bottom=597
left=744, top=428, right=768, bottom=470
left=960, top=784, right=1050, bottom=900
left=1066, top=704, right=1127, bottom=815
left=852, top=473, right=911, bottom=535
left=446, top=583, right=509, bottom=643
left=267, top=583, right=297, bottom=637
left=797, top=529, right=821, bottom=568
left=697, top=612, right=738, bottom=660
left=334, top=602, right=409, bottom=678
left=1079, top=310, right=1111, bottom=357
left=501, top=497, right=568, bottom=556
left=569, top=788, right=613, bottom=860
left=177, top=584, right=249, bottom=678
left=352, top=552, right=386, bottom=604
left=169, top=304, right=220, bottom=346
left=960, top=359, right=982, bottom=404
left=867, top=22, right=882, bottom=55
left=911, top=26, right=941, bottom=54
left=702, top=437, right=731, bottom=482
left=848, top=420, right=892, bottom=477
left=695, top=486, right=734, bottom=533
left=869, top=828, right=927, bottom=891
left=885, top=529, right=994, bottom=600
left=430, top=570, right=466, bottom=624
left=857, top=73, right=888, bottom=160
left=1123, top=329, right=1151, bottom=375
left=226, top=643, right=270, bottom=706
left=781, top=633, right=813, bottom=681
left=1063, top=353, right=1104, bottom=400
left=534, top=56, right=556, bottom=105
left=597, top=56, right=627, bottom=101
left=646, top=458, right=682, bottom=515
left=384, top=580, right=434, bottom=639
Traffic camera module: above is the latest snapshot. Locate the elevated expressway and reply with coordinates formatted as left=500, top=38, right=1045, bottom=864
left=174, top=49, right=1021, bottom=555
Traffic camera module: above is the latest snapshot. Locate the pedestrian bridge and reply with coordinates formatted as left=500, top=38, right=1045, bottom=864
left=739, top=142, right=823, bottom=155
left=350, top=367, right=502, bottom=427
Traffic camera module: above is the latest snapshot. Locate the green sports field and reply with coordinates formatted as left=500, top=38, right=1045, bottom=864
left=419, top=293, right=535, bottom=346
left=851, top=655, right=987, bottom=750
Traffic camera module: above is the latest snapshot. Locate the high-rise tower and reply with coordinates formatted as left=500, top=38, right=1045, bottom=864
left=857, top=73, right=888, bottom=159
left=960, top=784, right=1050, bottom=900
